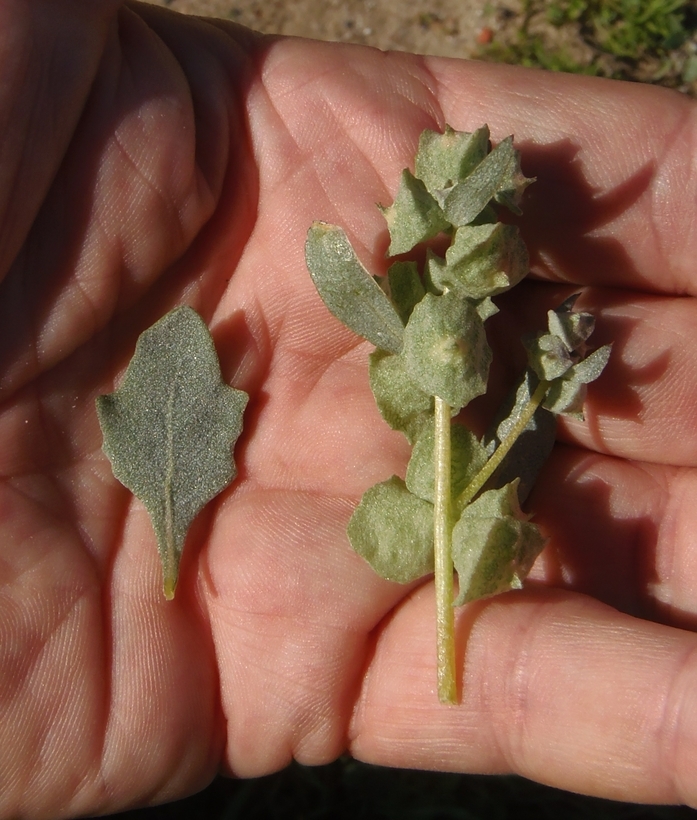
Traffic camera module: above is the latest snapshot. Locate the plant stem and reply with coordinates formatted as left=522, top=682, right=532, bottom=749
left=434, top=395, right=457, bottom=704
left=458, top=378, right=549, bottom=510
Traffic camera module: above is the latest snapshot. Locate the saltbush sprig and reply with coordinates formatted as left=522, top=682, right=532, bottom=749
left=305, top=125, right=610, bottom=703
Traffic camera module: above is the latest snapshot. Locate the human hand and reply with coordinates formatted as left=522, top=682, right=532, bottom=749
left=3, top=1, right=697, bottom=816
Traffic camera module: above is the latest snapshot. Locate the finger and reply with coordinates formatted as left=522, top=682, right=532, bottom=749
left=425, top=57, right=697, bottom=295
left=0, top=0, right=121, bottom=281
left=350, top=586, right=697, bottom=807
left=0, top=4, right=254, bottom=398
left=215, top=36, right=447, bottom=326
left=488, top=282, right=697, bottom=467
left=239, top=38, right=697, bottom=296
left=529, top=444, right=697, bottom=632
left=558, top=287, right=697, bottom=466
left=0, top=481, right=220, bottom=818
left=204, top=488, right=404, bottom=777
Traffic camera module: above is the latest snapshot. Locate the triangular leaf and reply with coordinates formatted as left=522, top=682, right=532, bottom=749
left=96, top=306, right=248, bottom=599
left=525, top=331, right=575, bottom=381
left=426, top=223, right=529, bottom=299
left=542, top=344, right=611, bottom=417
left=347, top=476, right=434, bottom=583
left=406, top=421, right=488, bottom=504
left=438, top=137, right=534, bottom=226
left=542, top=378, right=587, bottom=418
left=490, top=138, right=535, bottom=214
left=452, top=480, right=545, bottom=605
left=387, top=261, right=425, bottom=325
left=547, top=299, right=595, bottom=352
left=401, top=291, right=491, bottom=412
left=414, top=124, right=490, bottom=194
left=305, top=222, right=404, bottom=354
left=568, top=343, right=612, bottom=384
left=380, top=169, right=449, bottom=256
left=369, top=349, right=433, bottom=444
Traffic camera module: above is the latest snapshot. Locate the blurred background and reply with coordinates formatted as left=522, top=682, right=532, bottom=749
left=147, top=0, right=697, bottom=93
left=102, top=2, right=697, bottom=818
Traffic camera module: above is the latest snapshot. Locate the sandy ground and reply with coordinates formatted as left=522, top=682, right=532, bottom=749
left=141, top=0, right=507, bottom=59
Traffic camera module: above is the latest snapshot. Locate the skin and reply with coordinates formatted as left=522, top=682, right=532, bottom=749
left=2, top=0, right=697, bottom=816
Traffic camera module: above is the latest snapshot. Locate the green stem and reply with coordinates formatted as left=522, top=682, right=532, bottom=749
left=434, top=396, right=457, bottom=704
left=457, top=378, right=549, bottom=510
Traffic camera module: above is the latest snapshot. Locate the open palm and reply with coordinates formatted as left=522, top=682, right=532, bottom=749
left=3, top=2, right=697, bottom=816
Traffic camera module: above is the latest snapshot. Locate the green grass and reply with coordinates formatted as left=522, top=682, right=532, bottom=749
left=482, top=28, right=602, bottom=76
left=95, top=759, right=697, bottom=820
left=546, top=0, right=690, bottom=58
left=479, top=0, right=697, bottom=91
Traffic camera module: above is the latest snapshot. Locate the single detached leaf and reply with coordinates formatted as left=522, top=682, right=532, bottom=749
left=438, top=137, right=534, bottom=226
left=380, top=169, right=450, bottom=256
left=414, top=124, right=490, bottom=194
left=387, top=261, right=425, bottom=325
left=369, top=349, right=433, bottom=443
left=305, top=222, right=404, bottom=354
left=426, top=223, right=528, bottom=299
left=452, top=480, right=545, bottom=605
left=406, top=421, right=488, bottom=504
left=96, top=306, right=248, bottom=600
left=401, top=291, right=492, bottom=412
left=347, top=476, right=434, bottom=584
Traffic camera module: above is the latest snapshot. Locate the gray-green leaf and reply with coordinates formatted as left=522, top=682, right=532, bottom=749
left=542, top=378, right=587, bottom=418
left=369, top=349, right=433, bottom=443
left=96, top=306, right=248, bottom=600
left=414, top=124, right=490, bottom=194
left=305, top=222, right=404, bottom=354
left=401, top=291, right=492, bottom=412
left=347, top=476, right=435, bottom=583
left=525, top=332, right=575, bottom=381
left=406, top=421, right=488, bottom=504
left=380, top=170, right=449, bottom=256
left=426, top=223, right=528, bottom=299
left=547, top=295, right=595, bottom=352
left=387, top=261, right=425, bottom=325
left=569, top=343, right=612, bottom=384
left=543, top=344, right=612, bottom=417
left=452, top=480, right=545, bottom=605
left=438, top=137, right=534, bottom=226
